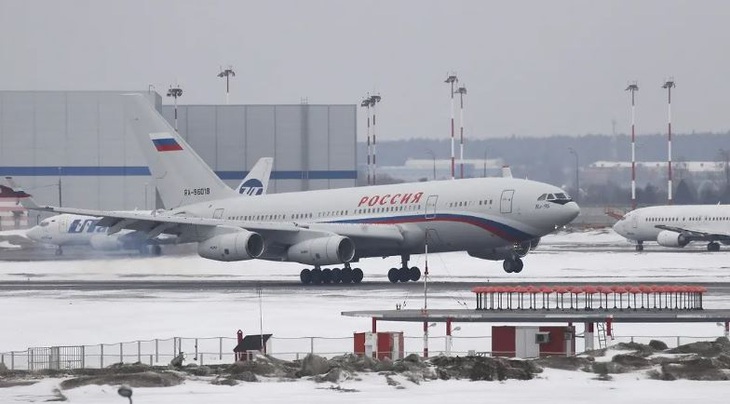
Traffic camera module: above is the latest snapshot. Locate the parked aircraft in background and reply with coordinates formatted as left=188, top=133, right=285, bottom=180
left=13, top=94, right=579, bottom=284
left=11, top=157, right=273, bottom=255
left=613, top=204, right=730, bottom=251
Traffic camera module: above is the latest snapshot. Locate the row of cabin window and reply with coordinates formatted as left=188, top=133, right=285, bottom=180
left=646, top=217, right=730, bottom=222
left=226, top=205, right=426, bottom=222
left=449, top=200, right=494, bottom=208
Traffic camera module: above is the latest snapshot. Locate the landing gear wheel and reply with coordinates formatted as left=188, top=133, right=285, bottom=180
left=513, top=258, right=524, bottom=273
left=311, top=268, right=323, bottom=285
left=300, top=268, right=312, bottom=285
left=152, top=245, right=162, bottom=256
left=55, top=247, right=63, bottom=256
left=409, top=266, right=421, bottom=282
left=635, top=242, right=644, bottom=252
left=341, top=267, right=353, bottom=284
left=321, top=268, right=332, bottom=284
left=708, top=242, right=721, bottom=252
left=352, top=268, right=363, bottom=284
left=503, top=259, right=514, bottom=273
left=398, top=267, right=411, bottom=282
left=331, top=268, right=342, bottom=284
left=388, top=268, right=399, bottom=283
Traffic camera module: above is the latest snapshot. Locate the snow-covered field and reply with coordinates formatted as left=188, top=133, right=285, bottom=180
left=1, top=229, right=729, bottom=402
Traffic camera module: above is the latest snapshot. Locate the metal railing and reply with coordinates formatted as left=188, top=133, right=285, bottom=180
left=0, top=334, right=723, bottom=371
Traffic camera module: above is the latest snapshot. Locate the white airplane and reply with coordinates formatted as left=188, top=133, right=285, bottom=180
left=613, top=204, right=730, bottom=251
left=12, top=94, right=580, bottom=284
left=17, top=157, right=273, bottom=255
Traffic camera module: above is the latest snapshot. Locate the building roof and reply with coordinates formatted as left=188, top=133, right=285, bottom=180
left=233, top=334, right=273, bottom=352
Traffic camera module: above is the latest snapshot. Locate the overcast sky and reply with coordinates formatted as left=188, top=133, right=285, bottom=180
left=1, top=0, right=729, bottom=140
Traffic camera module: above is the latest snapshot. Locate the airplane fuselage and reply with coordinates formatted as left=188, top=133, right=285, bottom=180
left=169, top=176, right=579, bottom=260
left=614, top=204, right=730, bottom=243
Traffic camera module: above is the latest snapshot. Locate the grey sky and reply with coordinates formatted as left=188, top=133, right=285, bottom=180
left=1, top=0, right=729, bottom=140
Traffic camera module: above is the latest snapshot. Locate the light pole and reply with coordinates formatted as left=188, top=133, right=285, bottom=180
left=569, top=148, right=579, bottom=203
left=361, top=95, right=372, bottom=185
left=217, top=66, right=236, bottom=104
left=57, top=167, right=62, bottom=207
left=625, top=81, right=639, bottom=210
left=662, top=78, right=676, bottom=205
left=370, top=94, right=381, bottom=185
left=483, top=148, right=488, bottom=178
left=445, top=74, right=458, bottom=179
left=455, top=86, right=467, bottom=179
left=166, top=85, right=183, bottom=131
left=426, top=149, right=436, bottom=180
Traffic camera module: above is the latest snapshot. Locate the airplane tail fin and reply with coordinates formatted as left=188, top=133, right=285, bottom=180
left=236, top=157, right=273, bottom=196
left=501, top=165, right=513, bottom=178
left=124, top=95, right=238, bottom=209
left=2, top=177, right=43, bottom=210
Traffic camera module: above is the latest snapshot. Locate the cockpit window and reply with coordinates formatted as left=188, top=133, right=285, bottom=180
left=40, top=221, right=49, bottom=227
left=537, top=194, right=546, bottom=201
left=546, top=193, right=554, bottom=200
left=554, top=193, right=567, bottom=200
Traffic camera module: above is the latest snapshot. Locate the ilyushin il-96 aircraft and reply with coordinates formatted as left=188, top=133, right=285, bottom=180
left=13, top=95, right=580, bottom=285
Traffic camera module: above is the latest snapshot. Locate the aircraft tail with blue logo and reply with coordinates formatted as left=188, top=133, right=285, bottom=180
left=237, top=157, right=273, bottom=196
left=125, top=95, right=241, bottom=209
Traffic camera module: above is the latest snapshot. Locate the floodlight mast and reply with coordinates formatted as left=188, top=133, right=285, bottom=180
left=361, top=95, right=372, bottom=185
left=456, top=86, right=467, bottom=179
left=662, top=78, right=676, bottom=205
left=445, top=74, right=458, bottom=179
left=625, top=82, right=639, bottom=210
left=166, top=85, right=183, bottom=131
left=370, top=95, right=381, bottom=185
left=217, top=66, right=236, bottom=105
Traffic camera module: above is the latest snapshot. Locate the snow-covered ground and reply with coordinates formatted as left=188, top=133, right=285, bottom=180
left=1, top=228, right=729, bottom=402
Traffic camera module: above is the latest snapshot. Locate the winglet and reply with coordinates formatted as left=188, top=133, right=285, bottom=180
left=2, top=177, right=44, bottom=210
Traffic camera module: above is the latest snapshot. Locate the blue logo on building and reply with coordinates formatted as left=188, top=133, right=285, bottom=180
left=239, top=179, right=264, bottom=196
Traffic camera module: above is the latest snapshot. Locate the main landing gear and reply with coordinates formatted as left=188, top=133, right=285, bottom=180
left=502, top=257, right=524, bottom=274
left=300, top=263, right=363, bottom=285
left=707, top=242, right=721, bottom=252
left=387, top=255, right=421, bottom=283
left=55, top=246, right=63, bottom=256
left=635, top=241, right=644, bottom=252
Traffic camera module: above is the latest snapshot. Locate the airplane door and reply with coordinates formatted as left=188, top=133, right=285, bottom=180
left=500, top=190, right=514, bottom=214
left=631, top=214, right=638, bottom=229
left=213, top=208, right=224, bottom=219
left=425, top=195, right=438, bottom=219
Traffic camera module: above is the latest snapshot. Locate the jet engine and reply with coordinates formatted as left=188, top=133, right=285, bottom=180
left=656, top=230, right=690, bottom=248
left=198, top=229, right=265, bottom=261
left=90, top=234, right=123, bottom=251
left=467, top=238, right=540, bottom=261
left=287, top=236, right=355, bottom=265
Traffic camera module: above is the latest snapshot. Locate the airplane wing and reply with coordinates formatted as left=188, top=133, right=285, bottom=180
left=4, top=177, right=418, bottom=261
left=655, top=224, right=730, bottom=242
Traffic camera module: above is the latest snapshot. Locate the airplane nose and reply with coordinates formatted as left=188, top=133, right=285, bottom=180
left=612, top=220, right=625, bottom=236
left=566, top=201, right=580, bottom=222
left=26, top=226, right=42, bottom=241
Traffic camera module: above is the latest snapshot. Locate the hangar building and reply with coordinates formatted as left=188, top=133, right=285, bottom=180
left=0, top=91, right=357, bottom=226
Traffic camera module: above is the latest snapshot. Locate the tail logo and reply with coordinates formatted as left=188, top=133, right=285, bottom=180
left=239, top=179, right=264, bottom=196
left=152, top=137, right=183, bottom=152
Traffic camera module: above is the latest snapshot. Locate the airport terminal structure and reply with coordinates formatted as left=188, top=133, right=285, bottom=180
left=0, top=91, right=356, bottom=226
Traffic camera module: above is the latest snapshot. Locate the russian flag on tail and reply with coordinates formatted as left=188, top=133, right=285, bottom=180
left=150, top=132, right=183, bottom=152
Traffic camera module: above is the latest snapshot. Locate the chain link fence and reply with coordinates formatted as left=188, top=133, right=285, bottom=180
left=0, top=334, right=721, bottom=371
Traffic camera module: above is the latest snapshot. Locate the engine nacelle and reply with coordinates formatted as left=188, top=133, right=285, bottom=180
left=467, top=238, right=540, bottom=261
left=287, top=236, right=355, bottom=265
left=90, top=234, right=123, bottom=251
left=198, top=230, right=265, bottom=262
left=656, top=230, right=690, bottom=248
